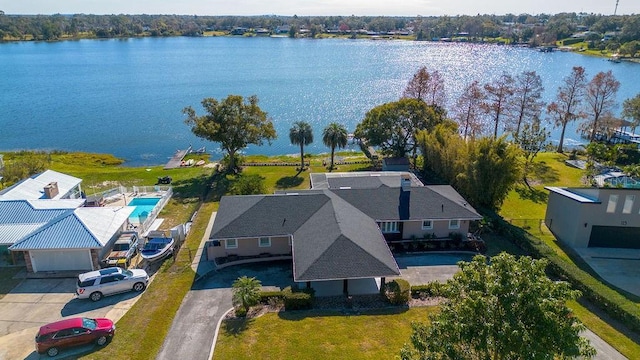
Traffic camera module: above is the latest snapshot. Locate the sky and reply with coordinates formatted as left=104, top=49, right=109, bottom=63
left=0, top=0, right=638, bottom=16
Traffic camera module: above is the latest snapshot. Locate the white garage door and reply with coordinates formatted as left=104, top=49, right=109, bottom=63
left=30, top=250, right=93, bottom=272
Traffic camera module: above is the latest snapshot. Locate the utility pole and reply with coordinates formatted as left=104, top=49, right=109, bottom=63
left=614, top=0, right=619, bottom=15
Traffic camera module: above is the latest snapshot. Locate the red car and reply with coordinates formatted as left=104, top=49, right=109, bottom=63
left=35, top=317, right=115, bottom=357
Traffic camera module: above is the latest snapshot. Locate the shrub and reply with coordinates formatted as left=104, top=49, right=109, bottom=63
left=259, top=291, right=286, bottom=304
left=284, top=292, right=313, bottom=310
left=230, top=174, right=266, bottom=195
left=384, top=279, right=411, bottom=305
left=234, top=307, right=247, bottom=317
left=411, top=281, right=445, bottom=298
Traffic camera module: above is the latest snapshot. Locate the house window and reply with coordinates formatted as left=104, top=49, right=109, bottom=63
left=380, top=221, right=399, bottom=233
left=449, top=219, right=460, bottom=229
left=225, top=238, right=238, bottom=249
left=259, top=237, right=271, bottom=247
left=422, top=220, right=433, bottom=230
left=288, top=237, right=292, bottom=246
left=607, top=195, right=618, bottom=213
left=624, top=195, right=635, bottom=214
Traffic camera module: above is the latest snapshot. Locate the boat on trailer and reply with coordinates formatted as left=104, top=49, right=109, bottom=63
left=140, top=237, right=175, bottom=262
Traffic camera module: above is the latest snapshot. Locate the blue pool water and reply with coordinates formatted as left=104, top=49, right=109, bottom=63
left=128, top=197, right=161, bottom=221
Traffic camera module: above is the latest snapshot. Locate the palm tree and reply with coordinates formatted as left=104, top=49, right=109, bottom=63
left=232, top=276, right=262, bottom=315
left=322, top=123, right=348, bottom=171
left=289, top=121, right=313, bottom=171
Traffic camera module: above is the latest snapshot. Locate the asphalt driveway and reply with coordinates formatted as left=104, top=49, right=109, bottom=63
left=156, top=261, right=294, bottom=360
left=0, top=277, right=143, bottom=360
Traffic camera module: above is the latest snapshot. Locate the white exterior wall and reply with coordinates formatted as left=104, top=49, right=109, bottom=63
left=545, top=188, right=640, bottom=248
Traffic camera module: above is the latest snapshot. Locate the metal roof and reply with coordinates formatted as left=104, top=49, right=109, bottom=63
left=0, top=170, right=82, bottom=200
left=9, top=206, right=134, bottom=250
left=0, top=200, right=73, bottom=225
left=0, top=223, right=44, bottom=246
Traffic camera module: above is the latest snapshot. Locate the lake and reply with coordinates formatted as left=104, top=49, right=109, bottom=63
left=1, top=37, right=638, bottom=166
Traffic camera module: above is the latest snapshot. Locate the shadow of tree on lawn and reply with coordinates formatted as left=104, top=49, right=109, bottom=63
left=515, top=185, right=548, bottom=204
left=276, top=175, right=304, bottom=189
left=222, top=317, right=254, bottom=336
left=529, top=161, right=560, bottom=184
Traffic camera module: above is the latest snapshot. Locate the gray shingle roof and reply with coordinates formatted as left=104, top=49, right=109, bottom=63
left=292, top=192, right=400, bottom=281
left=212, top=191, right=400, bottom=281
left=330, top=185, right=481, bottom=221
left=211, top=194, right=330, bottom=239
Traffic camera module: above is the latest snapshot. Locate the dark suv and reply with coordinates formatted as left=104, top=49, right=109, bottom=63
left=35, top=317, right=115, bottom=357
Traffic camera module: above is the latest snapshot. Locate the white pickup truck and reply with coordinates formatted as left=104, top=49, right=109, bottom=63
left=104, top=232, right=139, bottom=267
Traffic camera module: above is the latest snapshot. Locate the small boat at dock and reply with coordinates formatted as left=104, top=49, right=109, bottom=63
left=140, top=237, right=175, bottom=262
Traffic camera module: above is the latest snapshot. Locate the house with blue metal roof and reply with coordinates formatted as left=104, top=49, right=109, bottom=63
left=4, top=200, right=134, bottom=272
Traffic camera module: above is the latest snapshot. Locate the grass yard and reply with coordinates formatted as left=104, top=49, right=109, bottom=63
left=214, top=307, right=437, bottom=360
left=500, top=152, right=584, bottom=220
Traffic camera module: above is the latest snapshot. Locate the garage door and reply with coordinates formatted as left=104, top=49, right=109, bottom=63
left=589, top=226, right=640, bottom=249
left=30, top=250, right=93, bottom=272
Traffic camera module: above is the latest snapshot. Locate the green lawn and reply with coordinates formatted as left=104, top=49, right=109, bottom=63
left=500, top=152, right=584, bottom=220
left=215, top=307, right=437, bottom=360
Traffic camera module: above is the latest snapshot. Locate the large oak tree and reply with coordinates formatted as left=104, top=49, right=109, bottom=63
left=355, top=98, right=444, bottom=158
left=401, top=253, right=596, bottom=360
left=183, top=95, right=276, bottom=172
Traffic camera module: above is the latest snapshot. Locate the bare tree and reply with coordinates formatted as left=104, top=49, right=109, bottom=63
left=509, top=71, right=545, bottom=137
left=547, top=66, right=587, bottom=153
left=482, top=73, right=515, bottom=138
left=453, top=80, right=485, bottom=140
left=402, top=66, right=446, bottom=108
left=586, top=70, right=620, bottom=142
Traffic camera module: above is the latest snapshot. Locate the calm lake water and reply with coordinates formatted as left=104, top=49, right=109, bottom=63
left=1, top=37, right=639, bottom=166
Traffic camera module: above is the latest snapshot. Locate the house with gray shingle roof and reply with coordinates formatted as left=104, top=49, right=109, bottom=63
left=208, top=172, right=481, bottom=296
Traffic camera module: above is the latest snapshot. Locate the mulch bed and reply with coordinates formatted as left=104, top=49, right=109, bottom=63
left=224, top=294, right=445, bottom=320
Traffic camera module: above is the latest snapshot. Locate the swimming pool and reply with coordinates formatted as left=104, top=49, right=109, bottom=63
left=128, top=197, right=161, bottom=222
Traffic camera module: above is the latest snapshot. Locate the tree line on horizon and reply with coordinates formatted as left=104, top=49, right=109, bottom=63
left=1, top=11, right=639, bottom=50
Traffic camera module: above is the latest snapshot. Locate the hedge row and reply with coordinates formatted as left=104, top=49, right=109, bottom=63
left=411, top=281, right=446, bottom=298
left=258, top=287, right=314, bottom=310
left=561, top=38, right=584, bottom=46
left=487, top=212, right=640, bottom=332
left=384, top=278, right=411, bottom=305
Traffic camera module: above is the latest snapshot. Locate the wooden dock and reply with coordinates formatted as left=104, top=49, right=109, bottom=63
left=164, top=145, right=192, bottom=169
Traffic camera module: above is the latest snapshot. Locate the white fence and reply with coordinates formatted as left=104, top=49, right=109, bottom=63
left=90, top=186, right=173, bottom=233
left=139, top=187, right=173, bottom=232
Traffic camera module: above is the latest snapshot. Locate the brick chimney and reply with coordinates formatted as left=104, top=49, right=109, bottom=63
left=43, top=182, right=59, bottom=199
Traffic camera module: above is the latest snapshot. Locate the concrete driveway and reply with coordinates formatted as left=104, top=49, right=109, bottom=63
left=574, top=248, right=640, bottom=297
left=156, top=261, right=294, bottom=360
left=0, top=277, right=144, bottom=360
left=392, top=253, right=474, bottom=285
